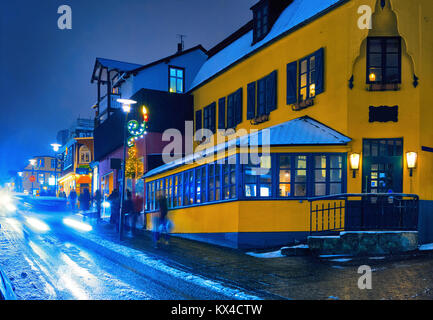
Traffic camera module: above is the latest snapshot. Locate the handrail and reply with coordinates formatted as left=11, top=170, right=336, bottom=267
left=308, top=193, right=419, bottom=202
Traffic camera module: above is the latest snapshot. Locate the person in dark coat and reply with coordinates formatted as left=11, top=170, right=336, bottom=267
left=94, top=190, right=102, bottom=222
left=69, top=189, right=77, bottom=212
left=123, top=190, right=135, bottom=232
left=79, top=188, right=91, bottom=212
left=108, top=188, right=120, bottom=228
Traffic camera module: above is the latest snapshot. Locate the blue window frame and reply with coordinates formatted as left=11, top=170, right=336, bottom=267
left=144, top=153, right=346, bottom=212
left=243, top=155, right=272, bottom=198
left=169, top=66, right=185, bottom=93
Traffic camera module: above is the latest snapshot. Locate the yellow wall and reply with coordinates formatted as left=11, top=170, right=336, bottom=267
left=190, top=0, right=433, bottom=200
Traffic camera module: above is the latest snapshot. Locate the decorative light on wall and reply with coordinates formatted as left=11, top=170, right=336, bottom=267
left=406, top=152, right=417, bottom=177
left=349, top=153, right=360, bottom=178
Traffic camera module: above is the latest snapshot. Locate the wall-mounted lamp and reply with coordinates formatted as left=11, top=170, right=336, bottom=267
left=349, top=153, right=360, bottom=178
left=406, top=151, right=417, bottom=177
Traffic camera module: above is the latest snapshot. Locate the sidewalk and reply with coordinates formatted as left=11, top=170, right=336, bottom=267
left=79, top=217, right=433, bottom=300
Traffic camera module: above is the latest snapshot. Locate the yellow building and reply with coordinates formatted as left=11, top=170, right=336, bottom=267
left=144, top=0, right=433, bottom=248
left=58, top=137, right=94, bottom=198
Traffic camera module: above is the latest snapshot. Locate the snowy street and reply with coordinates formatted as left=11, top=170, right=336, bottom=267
left=0, top=206, right=252, bottom=300
left=2, top=202, right=433, bottom=300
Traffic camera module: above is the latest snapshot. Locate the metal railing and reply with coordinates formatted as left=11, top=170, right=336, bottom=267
left=308, top=193, right=419, bottom=235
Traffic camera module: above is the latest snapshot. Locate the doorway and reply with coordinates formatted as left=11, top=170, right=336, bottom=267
left=362, top=138, right=403, bottom=193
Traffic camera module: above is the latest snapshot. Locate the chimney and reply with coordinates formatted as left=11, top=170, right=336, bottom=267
left=177, top=42, right=183, bottom=53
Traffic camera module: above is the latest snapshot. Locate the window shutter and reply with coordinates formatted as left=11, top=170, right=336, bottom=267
left=235, top=88, right=243, bottom=125
left=247, top=82, right=256, bottom=120
left=315, top=47, right=325, bottom=95
left=227, top=94, right=234, bottom=128
left=195, top=109, right=202, bottom=132
left=257, top=78, right=266, bottom=116
left=218, top=97, right=226, bottom=130
left=286, top=61, right=298, bottom=104
left=210, top=102, right=216, bottom=134
left=266, top=70, right=277, bottom=114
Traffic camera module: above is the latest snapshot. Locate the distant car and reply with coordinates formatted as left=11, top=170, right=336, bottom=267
left=0, top=267, right=17, bottom=300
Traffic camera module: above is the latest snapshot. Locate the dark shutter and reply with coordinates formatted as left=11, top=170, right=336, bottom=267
left=218, top=97, right=226, bottom=130
left=227, top=94, right=234, bottom=128
left=210, top=102, right=216, bottom=134
left=247, top=82, right=256, bottom=120
left=235, top=88, right=243, bottom=125
left=257, top=77, right=266, bottom=116
left=265, top=70, right=277, bottom=114
left=315, top=47, right=325, bottom=95
left=195, top=109, right=202, bottom=132
left=286, top=61, right=298, bottom=104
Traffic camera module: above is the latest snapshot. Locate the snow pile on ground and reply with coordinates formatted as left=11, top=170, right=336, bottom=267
left=246, top=250, right=285, bottom=259
left=419, top=243, right=433, bottom=251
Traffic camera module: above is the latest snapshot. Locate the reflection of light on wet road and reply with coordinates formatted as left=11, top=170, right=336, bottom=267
left=28, top=241, right=49, bottom=261
left=63, top=218, right=92, bottom=232
left=60, top=274, right=89, bottom=300
left=5, top=218, right=24, bottom=237
left=25, top=217, right=50, bottom=232
left=61, top=253, right=96, bottom=283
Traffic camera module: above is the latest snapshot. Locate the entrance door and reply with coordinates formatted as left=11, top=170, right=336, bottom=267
left=362, top=139, right=403, bottom=193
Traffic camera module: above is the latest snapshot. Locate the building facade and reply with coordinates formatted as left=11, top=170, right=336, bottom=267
left=144, top=0, right=433, bottom=248
left=21, top=156, right=61, bottom=196
left=91, top=45, right=208, bottom=217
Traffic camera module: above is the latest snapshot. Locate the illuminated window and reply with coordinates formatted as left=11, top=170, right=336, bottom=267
left=169, top=67, right=184, bottom=93
left=367, top=37, right=401, bottom=84
left=299, top=55, right=316, bottom=101
left=79, top=146, right=91, bottom=163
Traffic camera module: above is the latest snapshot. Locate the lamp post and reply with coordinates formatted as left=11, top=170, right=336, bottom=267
left=117, top=98, right=137, bottom=240
left=29, top=159, right=36, bottom=196
left=51, top=143, right=62, bottom=196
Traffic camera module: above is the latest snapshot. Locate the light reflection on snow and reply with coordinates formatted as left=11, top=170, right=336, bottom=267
left=5, top=218, right=24, bottom=237
left=63, top=218, right=92, bottom=232
left=25, top=217, right=50, bottom=232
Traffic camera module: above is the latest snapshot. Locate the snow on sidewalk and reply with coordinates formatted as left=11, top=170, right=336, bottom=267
left=78, top=230, right=261, bottom=300
left=419, top=243, right=433, bottom=251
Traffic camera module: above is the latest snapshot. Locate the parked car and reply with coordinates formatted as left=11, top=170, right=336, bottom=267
left=0, top=267, right=17, bottom=300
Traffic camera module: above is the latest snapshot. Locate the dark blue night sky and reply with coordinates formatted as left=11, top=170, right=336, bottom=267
left=0, top=0, right=256, bottom=182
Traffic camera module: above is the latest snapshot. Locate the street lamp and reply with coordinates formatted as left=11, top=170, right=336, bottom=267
left=117, top=98, right=137, bottom=240
left=29, top=159, right=36, bottom=196
left=51, top=143, right=63, bottom=196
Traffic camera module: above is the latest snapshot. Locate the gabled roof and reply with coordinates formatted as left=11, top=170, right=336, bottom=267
left=190, top=0, right=349, bottom=91
left=130, top=45, right=208, bottom=74
left=95, top=58, right=143, bottom=72
left=91, top=58, right=144, bottom=83
left=144, top=116, right=351, bottom=178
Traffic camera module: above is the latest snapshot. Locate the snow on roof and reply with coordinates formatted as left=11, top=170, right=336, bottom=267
left=190, top=0, right=346, bottom=90
left=96, top=57, right=143, bottom=72
left=144, top=116, right=351, bottom=178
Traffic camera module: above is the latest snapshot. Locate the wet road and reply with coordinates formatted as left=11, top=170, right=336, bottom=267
left=0, top=208, right=232, bottom=300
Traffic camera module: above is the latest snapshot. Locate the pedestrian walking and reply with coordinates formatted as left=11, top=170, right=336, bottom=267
left=94, top=189, right=102, bottom=222
left=153, top=191, right=171, bottom=248
left=123, top=190, right=135, bottom=233
left=108, top=188, right=120, bottom=229
left=69, top=189, right=77, bottom=212
left=79, top=188, right=91, bottom=212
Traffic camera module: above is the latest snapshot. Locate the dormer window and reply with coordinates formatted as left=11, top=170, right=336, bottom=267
left=253, top=1, right=269, bottom=43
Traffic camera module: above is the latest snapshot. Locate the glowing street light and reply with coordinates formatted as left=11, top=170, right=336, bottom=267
left=51, top=143, right=61, bottom=152
left=117, top=98, right=137, bottom=240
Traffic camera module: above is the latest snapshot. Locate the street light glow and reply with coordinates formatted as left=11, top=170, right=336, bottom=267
left=117, top=99, right=137, bottom=113
left=51, top=143, right=62, bottom=152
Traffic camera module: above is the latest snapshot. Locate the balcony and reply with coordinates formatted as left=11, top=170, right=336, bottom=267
left=98, top=93, right=121, bottom=112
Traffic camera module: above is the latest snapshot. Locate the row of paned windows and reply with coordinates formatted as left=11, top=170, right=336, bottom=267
left=145, top=153, right=346, bottom=211
left=194, top=37, right=402, bottom=133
